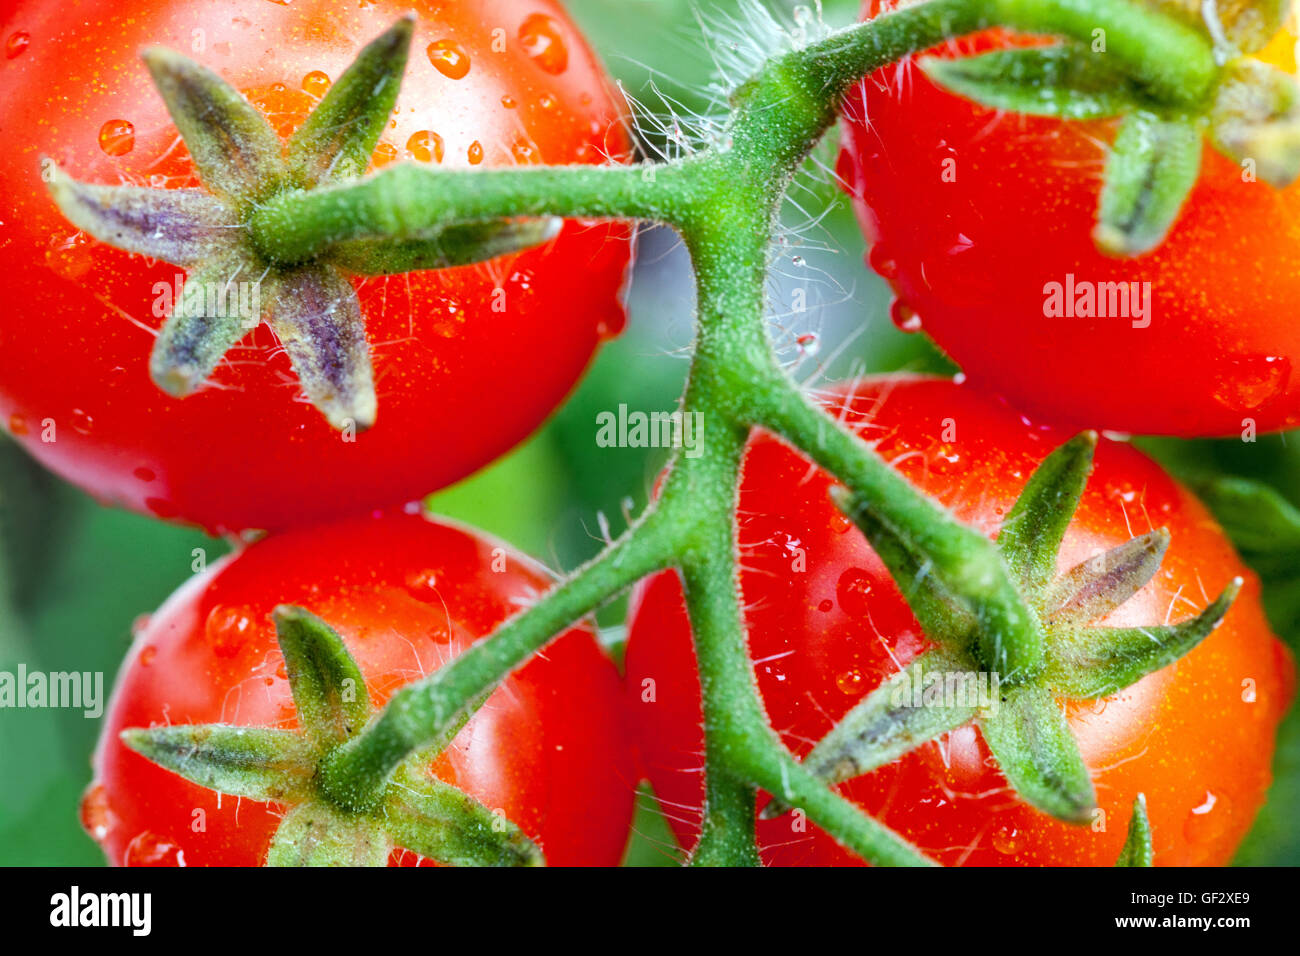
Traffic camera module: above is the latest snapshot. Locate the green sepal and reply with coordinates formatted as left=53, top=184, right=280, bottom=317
left=383, top=767, right=545, bottom=867
left=288, top=17, right=415, bottom=188
left=44, top=166, right=240, bottom=267
left=120, top=725, right=313, bottom=802
left=830, top=486, right=974, bottom=645
left=761, top=647, right=980, bottom=819
left=1210, top=58, right=1300, bottom=188
left=265, top=801, right=390, bottom=867
left=1043, top=528, right=1170, bottom=628
left=149, top=253, right=265, bottom=398
left=273, top=606, right=372, bottom=747
left=1116, top=793, right=1154, bottom=866
left=921, top=45, right=1144, bottom=120
left=1142, top=0, right=1291, bottom=54
left=141, top=47, right=284, bottom=204
left=1191, top=475, right=1300, bottom=555
left=997, top=432, right=1097, bottom=602
left=328, top=219, right=564, bottom=275
left=264, top=265, right=376, bottom=431
left=1095, top=111, right=1204, bottom=256
left=979, top=685, right=1097, bottom=824
left=1044, top=578, right=1241, bottom=699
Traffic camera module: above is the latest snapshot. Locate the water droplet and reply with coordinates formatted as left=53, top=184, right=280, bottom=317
left=835, top=669, right=864, bottom=695
left=139, top=646, right=157, bottom=667
left=80, top=784, right=116, bottom=841
left=427, top=39, right=470, bottom=79
left=7, top=414, right=27, bottom=436
left=1184, top=790, right=1233, bottom=845
left=501, top=94, right=517, bottom=109
left=538, top=93, right=556, bottom=110
left=46, top=233, right=95, bottom=280
left=890, top=299, right=922, bottom=333
left=836, top=567, right=874, bottom=618
left=511, top=138, right=535, bottom=163
left=97, top=119, right=135, bottom=156
left=467, top=140, right=484, bottom=164
left=829, top=509, right=853, bottom=534
left=817, top=598, right=834, bottom=613
left=205, top=604, right=254, bottom=658
left=930, top=442, right=961, bottom=474
left=70, top=408, right=93, bottom=434
left=1212, top=355, right=1291, bottom=412
left=301, top=70, right=330, bottom=97
left=404, top=568, right=439, bottom=599
left=991, top=824, right=1020, bottom=855
left=133, top=466, right=156, bottom=482
left=131, top=614, right=152, bottom=637
left=406, top=129, right=444, bottom=164
left=371, top=141, right=398, bottom=169
left=125, top=831, right=186, bottom=866
left=791, top=254, right=806, bottom=266
left=6, top=31, right=30, bottom=59
left=518, top=13, right=569, bottom=75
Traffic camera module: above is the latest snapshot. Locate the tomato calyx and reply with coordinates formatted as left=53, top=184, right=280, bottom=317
left=763, top=431, right=1242, bottom=829
left=916, top=4, right=1300, bottom=255
left=42, top=16, right=558, bottom=431
left=1116, top=794, right=1154, bottom=867
left=120, top=605, right=544, bottom=867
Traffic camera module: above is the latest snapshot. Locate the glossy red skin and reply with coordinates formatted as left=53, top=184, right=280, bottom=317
left=625, top=376, right=1294, bottom=866
left=839, top=0, right=1300, bottom=437
left=84, top=512, right=635, bottom=866
left=0, top=0, right=630, bottom=533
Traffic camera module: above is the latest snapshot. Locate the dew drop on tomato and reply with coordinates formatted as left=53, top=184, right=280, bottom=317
left=518, top=13, right=569, bottom=75
left=427, top=39, right=470, bottom=79
left=205, top=604, right=253, bottom=659
left=835, top=567, right=874, bottom=618
left=1211, top=354, right=1291, bottom=413
left=7, top=413, right=26, bottom=436
left=80, top=783, right=116, bottom=842
left=371, top=141, right=398, bottom=169
left=835, top=669, right=864, bottom=695
left=301, top=70, right=330, bottom=97
left=467, top=140, right=484, bottom=164
left=868, top=244, right=899, bottom=280
left=890, top=299, right=923, bottom=333
left=501, top=94, right=517, bottom=109
left=138, top=646, right=157, bottom=667
left=5, top=31, right=30, bottom=59
left=406, top=129, right=444, bottom=164
left=133, top=466, right=156, bottom=482
left=991, top=823, right=1021, bottom=855
left=97, top=119, right=135, bottom=156
left=124, top=831, right=185, bottom=867
left=817, top=598, right=834, bottom=613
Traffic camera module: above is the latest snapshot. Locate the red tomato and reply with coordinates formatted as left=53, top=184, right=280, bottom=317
left=839, top=1, right=1300, bottom=437
left=83, top=511, right=635, bottom=866
left=0, top=0, right=630, bottom=533
left=625, top=375, right=1294, bottom=865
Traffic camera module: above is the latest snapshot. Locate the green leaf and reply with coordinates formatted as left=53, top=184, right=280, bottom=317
left=1192, top=475, right=1300, bottom=554
left=264, top=265, right=376, bottom=431
left=328, top=219, right=564, bottom=275
left=1095, top=111, right=1204, bottom=256
left=980, top=685, right=1097, bottom=823
left=149, top=254, right=266, bottom=398
left=273, top=606, right=372, bottom=747
left=120, top=725, right=312, bottom=801
left=1043, top=528, right=1170, bottom=627
left=1045, top=578, right=1241, bottom=699
left=997, top=432, right=1097, bottom=601
left=830, top=486, right=974, bottom=645
left=288, top=16, right=415, bottom=188
left=141, top=47, right=285, bottom=203
left=265, top=801, right=390, bottom=867
left=44, top=166, right=241, bottom=267
left=383, top=769, right=544, bottom=866
left=921, top=45, right=1145, bottom=120
left=762, top=647, right=981, bottom=819
left=1116, top=793, right=1154, bottom=866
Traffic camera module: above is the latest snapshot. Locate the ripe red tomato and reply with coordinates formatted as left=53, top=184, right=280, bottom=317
left=0, top=0, right=630, bottom=533
left=83, top=511, right=634, bottom=866
left=625, top=375, right=1294, bottom=865
left=839, top=1, right=1300, bottom=437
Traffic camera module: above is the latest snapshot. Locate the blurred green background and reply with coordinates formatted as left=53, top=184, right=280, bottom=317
left=1, top=0, right=1297, bottom=866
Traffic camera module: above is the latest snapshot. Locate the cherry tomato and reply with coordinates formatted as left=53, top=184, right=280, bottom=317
left=625, top=375, right=1294, bottom=865
left=83, top=511, right=634, bottom=866
left=839, top=1, right=1300, bottom=437
left=0, top=0, right=630, bottom=533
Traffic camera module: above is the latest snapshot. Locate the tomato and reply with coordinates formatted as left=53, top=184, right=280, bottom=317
left=625, top=375, right=1294, bottom=865
left=838, top=0, right=1300, bottom=437
left=83, top=511, right=634, bottom=866
left=0, top=0, right=630, bottom=533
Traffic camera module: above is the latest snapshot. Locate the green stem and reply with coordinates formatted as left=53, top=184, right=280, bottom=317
left=319, top=506, right=682, bottom=811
